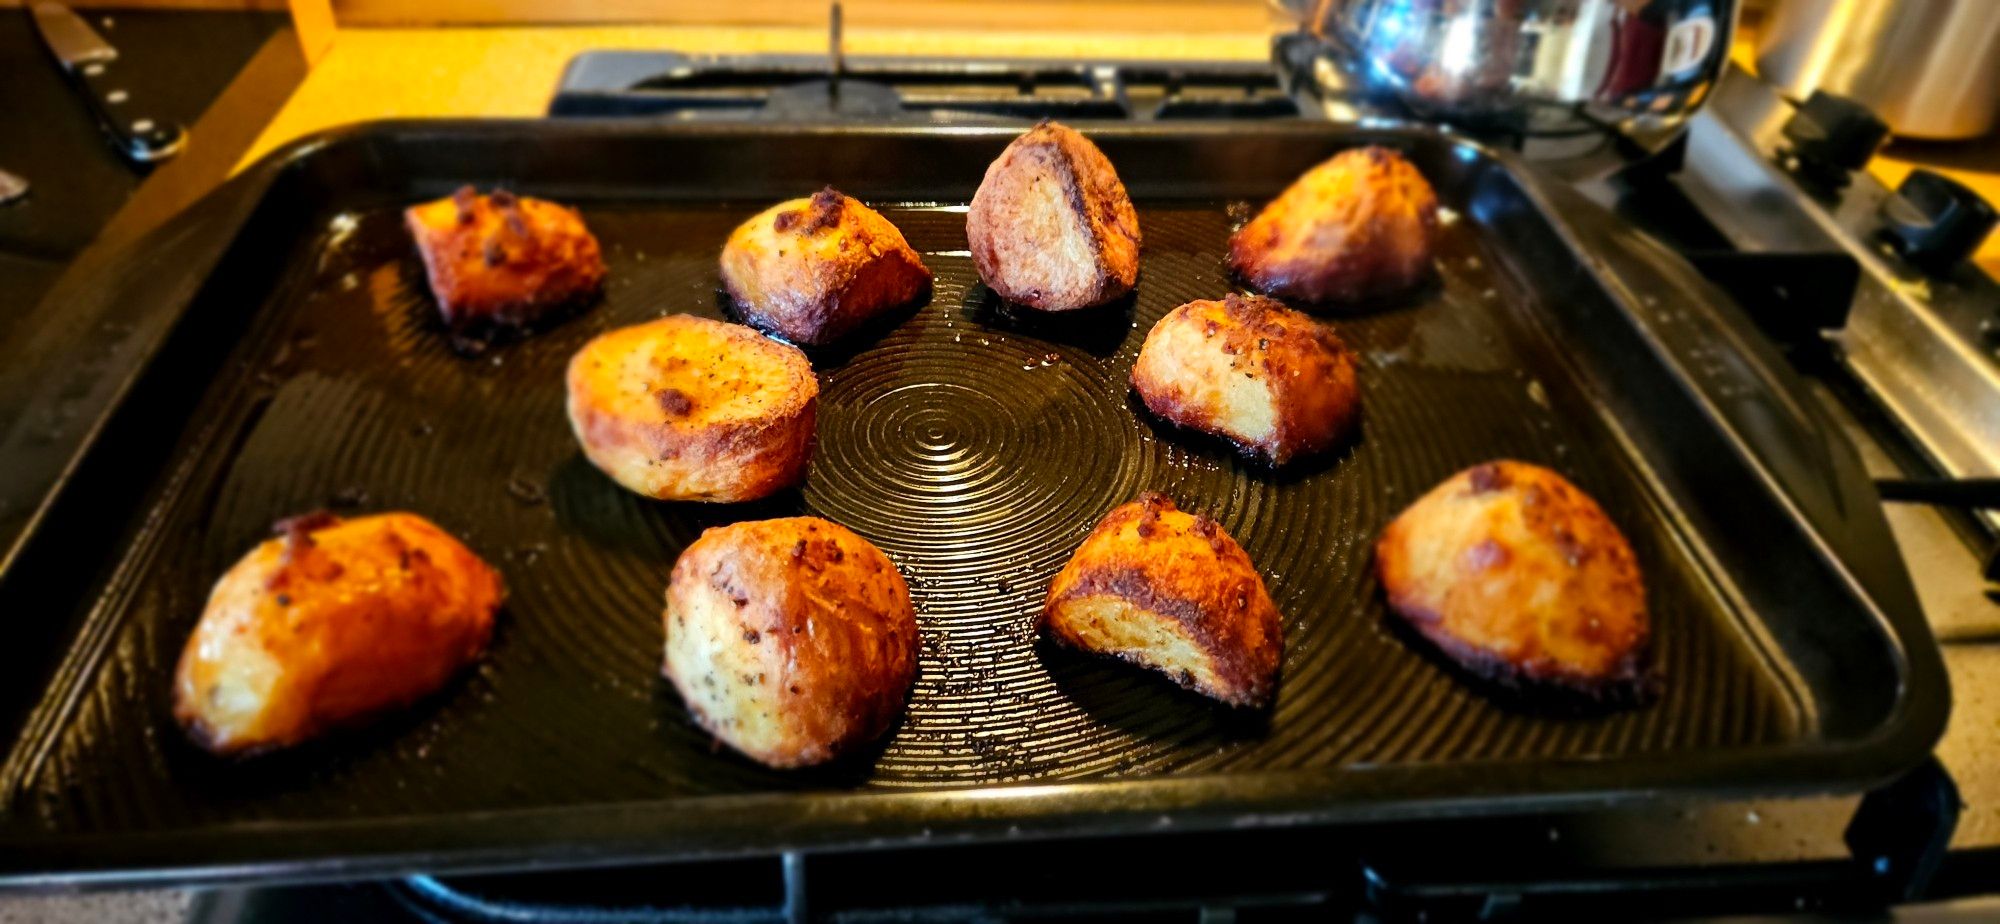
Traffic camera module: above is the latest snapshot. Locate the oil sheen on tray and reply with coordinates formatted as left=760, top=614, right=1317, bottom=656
left=3, top=200, right=1801, bottom=836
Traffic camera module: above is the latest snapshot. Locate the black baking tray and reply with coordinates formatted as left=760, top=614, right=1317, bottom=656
left=0, top=122, right=1948, bottom=888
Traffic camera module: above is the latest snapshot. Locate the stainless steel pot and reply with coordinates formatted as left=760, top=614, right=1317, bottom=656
left=1277, top=0, right=1740, bottom=144
left=1756, top=0, right=2000, bottom=140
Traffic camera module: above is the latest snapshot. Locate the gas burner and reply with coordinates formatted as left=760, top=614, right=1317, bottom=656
left=554, top=51, right=1303, bottom=122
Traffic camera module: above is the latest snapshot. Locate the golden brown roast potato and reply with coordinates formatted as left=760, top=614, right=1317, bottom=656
left=566, top=314, right=817, bottom=503
left=405, top=186, right=606, bottom=337
left=1131, top=293, right=1360, bottom=466
left=1375, top=460, right=1649, bottom=696
left=965, top=121, right=1141, bottom=312
left=719, top=187, right=932, bottom=345
left=173, top=512, right=503, bottom=756
left=663, top=517, right=917, bottom=768
left=1043, top=493, right=1281, bottom=707
left=1228, top=146, right=1439, bottom=304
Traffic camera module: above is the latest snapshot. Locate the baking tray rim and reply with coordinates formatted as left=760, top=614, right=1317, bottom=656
left=0, top=737, right=1946, bottom=891
left=0, top=118, right=1950, bottom=889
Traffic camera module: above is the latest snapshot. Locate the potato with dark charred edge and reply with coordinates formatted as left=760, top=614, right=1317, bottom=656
left=1131, top=293, right=1360, bottom=466
left=1375, top=460, right=1650, bottom=697
left=173, top=512, right=503, bottom=756
left=1043, top=493, right=1282, bottom=707
left=720, top=187, right=932, bottom=345
left=664, top=517, right=917, bottom=768
left=966, top=121, right=1141, bottom=312
left=1229, top=146, right=1439, bottom=304
left=405, top=186, right=606, bottom=336
left=566, top=315, right=817, bottom=503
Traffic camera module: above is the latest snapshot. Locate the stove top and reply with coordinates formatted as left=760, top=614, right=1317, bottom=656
left=553, top=50, right=1303, bottom=122
left=169, top=36, right=2000, bottom=924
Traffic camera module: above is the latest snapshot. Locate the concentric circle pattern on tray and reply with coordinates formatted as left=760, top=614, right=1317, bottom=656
left=10, top=201, right=1802, bottom=833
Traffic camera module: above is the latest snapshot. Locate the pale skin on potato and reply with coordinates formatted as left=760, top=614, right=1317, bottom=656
left=1375, top=460, right=1650, bottom=696
left=966, top=121, right=1141, bottom=312
left=664, top=517, right=917, bottom=768
left=720, top=187, right=932, bottom=345
left=1229, top=146, right=1439, bottom=304
left=405, top=186, right=605, bottom=334
left=566, top=314, right=817, bottom=503
left=173, top=512, right=503, bottom=756
left=1132, top=294, right=1360, bottom=466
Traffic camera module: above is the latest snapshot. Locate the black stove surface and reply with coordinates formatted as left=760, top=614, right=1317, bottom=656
left=553, top=50, right=1302, bottom=123
left=196, top=44, right=1971, bottom=924
left=155, top=43, right=1998, bottom=924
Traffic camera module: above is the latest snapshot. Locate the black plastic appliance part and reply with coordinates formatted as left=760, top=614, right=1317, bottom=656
left=1779, top=90, right=1889, bottom=192
left=1880, top=169, right=2000, bottom=274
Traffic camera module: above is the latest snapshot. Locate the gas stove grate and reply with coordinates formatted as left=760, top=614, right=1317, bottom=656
left=551, top=52, right=1302, bottom=122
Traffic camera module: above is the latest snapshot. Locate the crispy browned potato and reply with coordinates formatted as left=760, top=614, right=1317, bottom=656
left=1375, top=461, right=1649, bottom=696
left=664, top=517, right=917, bottom=768
left=173, top=512, right=503, bottom=756
left=566, top=314, right=817, bottom=503
left=1043, top=493, right=1281, bottom=707
left=720, top=187, right=932, bottom=345
left=966, top=121, right=1141, bottom=312
left=1229, top=146, right=1439, bottom=304
left=1131, top=293, right=1360, bottom=466
left=405, top=186, right=606, bottom=337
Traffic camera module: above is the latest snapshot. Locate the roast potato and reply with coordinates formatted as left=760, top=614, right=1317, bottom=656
left=1228, top=146, right=1439, bottom=303
left=405, top=186, right=606, bottom=338
left=720, top=187, right=932, bottom=345
left=1131, top=293, right=1360, bottom=466
left=1043, top=493, right=1282, bottom=707
left=1375, top=460, right=1649, bottom=696
left=663, top=517, right=917, bottom=768
left=966, top=121, right=1141, bottom=312
left=173, top=512, right=503, bottom=755
left=566, top=314, right=817, bottom=503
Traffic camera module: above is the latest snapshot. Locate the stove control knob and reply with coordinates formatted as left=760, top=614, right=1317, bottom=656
left=1780, top=91, right=1888, bottom=190
left=1881, top=169, right=1998, bottom=274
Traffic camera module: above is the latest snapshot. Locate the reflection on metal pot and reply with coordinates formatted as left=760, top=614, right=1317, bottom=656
left=1278, top=0, right=1738, bottom=145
